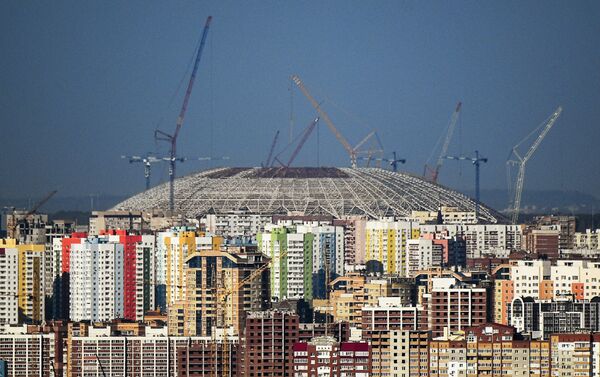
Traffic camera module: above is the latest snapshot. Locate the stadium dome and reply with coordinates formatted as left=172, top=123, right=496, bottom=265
left=114, top=167, right=503, bottom=223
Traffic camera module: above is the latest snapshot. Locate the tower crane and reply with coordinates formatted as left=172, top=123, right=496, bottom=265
left=445, top=151, right=487, bottom=221
left=389, top=151, right=406, bottom=172
left=291, top=75, right=359, bottom=168
left=424, top=102, right=462, bottom=183
left=155, top=16, right=212, bottom=212
left=357, top=151, right=406, bottom=171
left=122, top=153, right=228, bottom=190
left=507, top=106, right=562, bottom=224
left=121, top=154, right=165, bottom=191
left=9, top=190, right=57, bottom=239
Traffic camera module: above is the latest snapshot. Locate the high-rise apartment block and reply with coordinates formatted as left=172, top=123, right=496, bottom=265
left=421, top=278, right=487, bottom=338
left=258, top=223, right=344, bottom=300
left=170, top=247, right=269, bottom=337
left=365, top=220, right=420, bottom=275
left=69, top=238, right=124, bottom=322
left=293, top=337, right=371, bottom=377
left=243, top=310, right=299, bottom=376
left=0, top=239, right=45, bottom=324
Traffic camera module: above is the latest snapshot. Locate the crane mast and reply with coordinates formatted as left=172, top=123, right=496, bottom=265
left=508, top=106, right=562, bottom=224
left=155, top=16, right=212, bottom=212
left=445, top=151, right=487, bottom=221
left=291, top=75, right=358, bottom=167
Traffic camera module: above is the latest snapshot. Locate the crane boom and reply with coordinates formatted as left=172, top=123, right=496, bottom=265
left=291, top=75, right=357, bottom=167
left=286, top=117, right=319, bottom=167
left=427, top=102, right=461, bottom=183
left=508, top=106, right=562, bottom=224
left=155, top=16, right=212, bottom=212
left=27, top=190, right=57, bottom=216
left=264, top=130, right=280, bottom=167
left=9, top=190, right=57, bottom=239
left=173, top=16, right=212, bottom=143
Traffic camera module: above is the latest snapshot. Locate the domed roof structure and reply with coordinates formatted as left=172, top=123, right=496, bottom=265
left=114, top=167, right=504, bottom=223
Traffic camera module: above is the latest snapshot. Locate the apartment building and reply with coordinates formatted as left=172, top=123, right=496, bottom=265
left=0, top=240, right=45, bottom=324
left=524, top=227, right=560, bottom=259
left=292, top=336, right=371, bottom=377
left=67, top=322, right=238, bottom=377
left=575, top=229, right=600, bottom=250
left=69, top=238, right=123, bottom=322
left=172, top=247, right=270, bottom=337
left=258, top=223, right=344, bottom=301
left=406, top=239, right=443, bottom=277
left=421, top=278, right=487, bottom=338
left=508, top=297, right=600, bottom=338
left=0, top=323, right=64, bottom=377
left=328, top=275, right=414, bottom=328
left=361, top=297, right=419, bottom=377
left=419, top=224, right=522, bottom=259
left=365, top=219, right=420, bottom=275
left=243, top=310, right=299, bottom=377
left=551, top=259, right=600, bottom=300
left=88, top=210, right=144, bottom=236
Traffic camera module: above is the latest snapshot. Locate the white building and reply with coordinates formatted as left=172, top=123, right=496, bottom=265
left=69, top=238, right=124, bottom=322
left=512, top=260, right=551, bottom=299
left=0, top=248, right=19, bottom=324
left=551, top=260, right=600, bottom=300
left=420, top=224, right=522, bottom=258
left=406, top=239, right=442, bottom=277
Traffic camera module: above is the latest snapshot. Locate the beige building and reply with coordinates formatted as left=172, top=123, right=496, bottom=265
left=169, top=247, right=270, bottom=337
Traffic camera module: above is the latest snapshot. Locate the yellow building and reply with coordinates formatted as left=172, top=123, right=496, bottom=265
left=365, top=220, right=419, bottom=275
left=162, top=229, right=223, bottom=307
left=0, top=239, right=45, bottom=324
left=169, top=247, right=269, bottom=337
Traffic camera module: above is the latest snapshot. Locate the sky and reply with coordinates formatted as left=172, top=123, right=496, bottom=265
left=1, top=1, right=599, bottom=204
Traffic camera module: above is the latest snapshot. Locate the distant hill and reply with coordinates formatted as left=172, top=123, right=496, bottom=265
left=465, top=189, right=600, bottom=214
left=0, top=194, right=127, bottom=214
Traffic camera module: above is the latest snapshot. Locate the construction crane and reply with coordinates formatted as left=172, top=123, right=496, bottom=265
left=285, top=117, right=319, bottom=167
left=263, top=130, right=280, bottom=167
left=507, top=106, right=562, bottom=224
left=122, top=154, right=228, bottom=190
left=155, top=16, right=212, bottom=212
left=424, top=102, right=462, bottom=183
left=358, top=151, right=406, bottom=171
left=389, top=151, right=406, bottom=172
left=445, top=151, right=487, bottom=221
left=9, top=190, right=57, bottom=239
left=121, top=154, right=164, bottom=191
left=291, top=75, right=359, bottom=167
left=353, top=131, right=385, bottom=166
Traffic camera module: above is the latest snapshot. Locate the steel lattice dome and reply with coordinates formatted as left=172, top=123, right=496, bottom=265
left=114, top=167, right=503, bottom=223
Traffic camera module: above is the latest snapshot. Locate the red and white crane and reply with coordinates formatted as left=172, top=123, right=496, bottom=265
left=155, top=16, right=212, bottom=212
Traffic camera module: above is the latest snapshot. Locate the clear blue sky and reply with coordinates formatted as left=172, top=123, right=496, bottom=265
left=1, top=1, right=599, bottom=201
